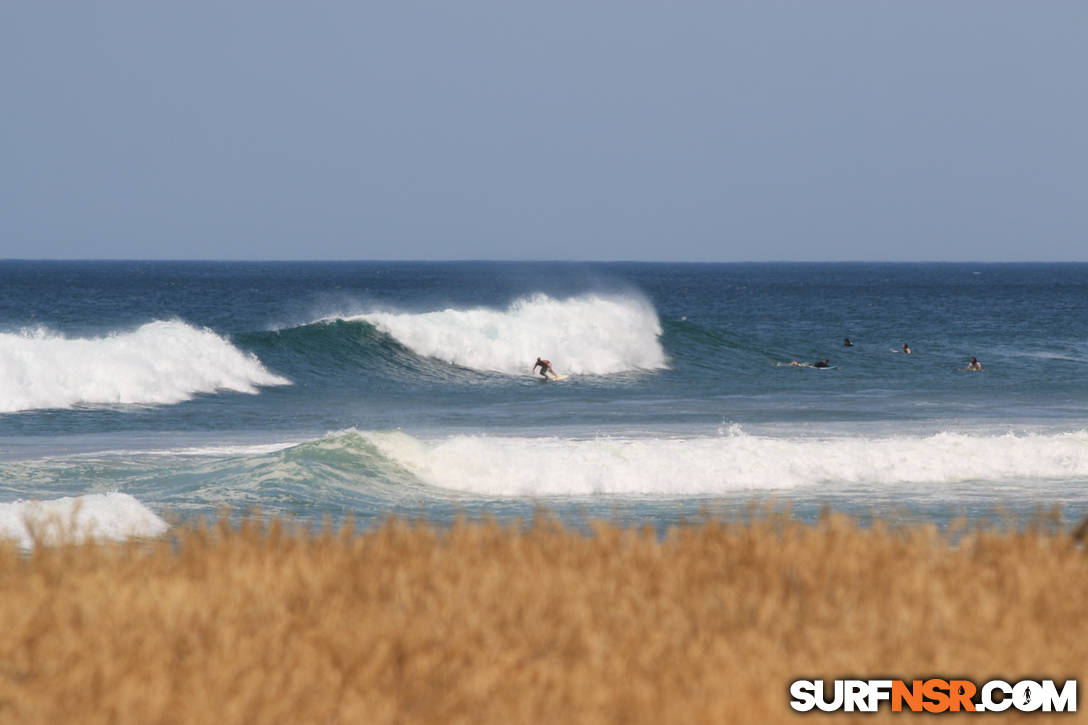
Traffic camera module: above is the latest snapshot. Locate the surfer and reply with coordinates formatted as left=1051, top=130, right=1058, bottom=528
left=790, top=358, right=831, bottom=368
left=532, top=357, right=559, bottom=379
left=902, top=343, right=912, bottom=354
left=966, top=356, right=982, bottom=371
left=843, top=338, right=854, bottom=347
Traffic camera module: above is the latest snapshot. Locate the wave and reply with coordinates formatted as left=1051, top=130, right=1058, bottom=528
left=0, top=321, right=290, bottom=413
left=324, top=293, right=668, bottom=376
left=357, top=427, right=1088, bottom=496
left=0, top=492, right=169, bottom=549
left=659, top=317, right=782, bottom=371
left=9, top=429, right=1083, bottom=526
left=204, top=427, right=1088, bottom=498
left=243, top=317, right=469, bottom=384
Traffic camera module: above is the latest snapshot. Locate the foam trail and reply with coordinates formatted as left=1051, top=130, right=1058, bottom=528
left=363, top=428, right=1088, bottom=496
left=0, top=321, right=290, bottom=413
left=0, top=492, right=169, bottom=549
left=339, top=293, right=667, bottom=375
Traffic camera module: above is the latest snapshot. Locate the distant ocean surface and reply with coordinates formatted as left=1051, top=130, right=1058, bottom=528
left=3, top=261, right=1087, bottom=547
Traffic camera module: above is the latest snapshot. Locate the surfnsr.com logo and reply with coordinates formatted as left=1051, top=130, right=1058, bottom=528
left=790, top=679, right=1077, bottom=713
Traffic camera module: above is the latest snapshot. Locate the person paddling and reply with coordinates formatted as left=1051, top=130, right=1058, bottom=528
left=790, top=358, right=831, bottom=368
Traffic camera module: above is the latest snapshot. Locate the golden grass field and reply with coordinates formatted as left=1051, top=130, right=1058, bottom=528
left=2, top=511, right=1086, bottom=724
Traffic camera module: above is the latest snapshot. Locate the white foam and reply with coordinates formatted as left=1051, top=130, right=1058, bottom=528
left=337, top=293, right=667, bottom=375
left=0, top=320, right=291, bottom=413
left=71, top=442, right=302, bottom=458
left=0, top=492, right=170, bottom=549
left=361, top=428, right=1088, bottom=496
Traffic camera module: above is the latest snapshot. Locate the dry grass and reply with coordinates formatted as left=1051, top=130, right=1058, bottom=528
left=1, top=512, right=1086, bottom=724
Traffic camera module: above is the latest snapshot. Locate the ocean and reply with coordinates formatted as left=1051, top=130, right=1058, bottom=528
left=2, top=261, right=1087, bottom=547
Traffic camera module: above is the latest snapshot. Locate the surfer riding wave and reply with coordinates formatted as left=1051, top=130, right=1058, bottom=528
left=532, top=357, right=560, bottom=379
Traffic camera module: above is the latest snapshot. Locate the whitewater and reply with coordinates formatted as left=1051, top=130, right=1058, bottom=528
left=0, top=492, right=169, bottom=549
left=364, top=428, right=1088, bottom=496
left=327, top=293, right=668, bottom=375
left=0, top=320, right=290, bottom=413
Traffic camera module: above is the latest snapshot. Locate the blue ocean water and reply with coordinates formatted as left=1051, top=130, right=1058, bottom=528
left=2, top=261, right=1087, bottom=545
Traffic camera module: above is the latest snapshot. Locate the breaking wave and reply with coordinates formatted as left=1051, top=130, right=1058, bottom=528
left=0, top=321, right=290, bottom=413
left=0, top=492, right=169, bottom=549
left=327, top=293, right=667, bottom=375
left=293, top=428, right=1088, bottom=497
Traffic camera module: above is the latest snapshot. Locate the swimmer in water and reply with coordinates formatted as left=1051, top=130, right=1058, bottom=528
left=902, top=343, right=912, bottom=354
left=966, top=356, right=982, bottom=371
left=843, top=338, right=854, bottom=347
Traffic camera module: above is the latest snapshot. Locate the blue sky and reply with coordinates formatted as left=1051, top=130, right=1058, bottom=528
left=3, top=2, right=1086, bottom=261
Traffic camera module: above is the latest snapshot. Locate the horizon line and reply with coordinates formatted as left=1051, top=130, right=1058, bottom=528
left=2, top=258, right=1087, bottom=265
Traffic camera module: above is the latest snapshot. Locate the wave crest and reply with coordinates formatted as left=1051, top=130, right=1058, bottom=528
left=334, top=293, right=667, bottom=375
left=0, top=321, right=290, bottom=413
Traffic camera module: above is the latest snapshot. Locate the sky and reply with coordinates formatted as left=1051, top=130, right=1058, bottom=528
left=2, top=2, right=1086, bottom=262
